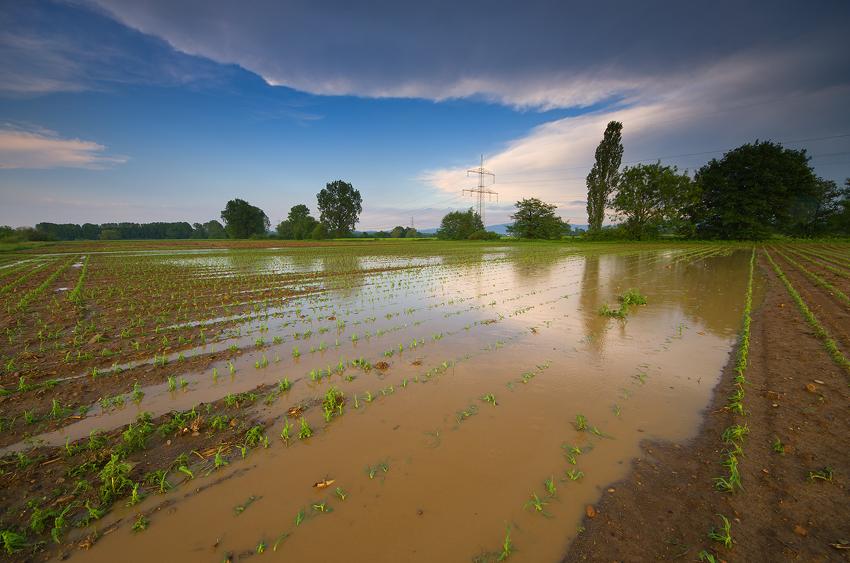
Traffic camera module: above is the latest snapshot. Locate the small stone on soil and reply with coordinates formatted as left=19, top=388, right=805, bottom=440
left=585, top=505, right=597, bottom=518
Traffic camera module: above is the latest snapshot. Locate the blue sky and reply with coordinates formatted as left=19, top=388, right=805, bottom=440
left=1, top=0, right=849, bottom=230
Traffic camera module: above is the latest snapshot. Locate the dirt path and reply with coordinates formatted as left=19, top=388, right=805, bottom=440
left=563, top=254, right=850, bottom=562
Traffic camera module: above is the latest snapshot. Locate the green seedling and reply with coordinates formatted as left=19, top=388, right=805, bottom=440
left=707, top=514, right=733, bottom=548
left=298, top=417, right=313, bottom=439
left=498, top=526, right=512, bottom=561
left=234, top=495, right=259, bottom=516
left=280, top=420, right=293, bottom=443
left=524, top=492, right=549, bottom=516
left=132, top=514, right=148, bottom=533
left=335, top=487, right=347, bottom=501
left=481, top=393, right=498, bottom=406
left=771, top=437, right=785, bottom=454
left=566, top=469, right=584, bottom=481
left=574, top=414, right=588, bottom=431
left=808, top=466, right=834, bottom=482
left=544, top=476, right=557, bottom=497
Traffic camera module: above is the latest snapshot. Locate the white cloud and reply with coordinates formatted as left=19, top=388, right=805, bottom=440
left=420, top=48, right=850, bottom=225
left=0, top=125, right=127, bottom=169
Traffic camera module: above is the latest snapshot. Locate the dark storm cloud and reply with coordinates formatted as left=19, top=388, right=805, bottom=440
left=86, top=0, right=850, bottom=108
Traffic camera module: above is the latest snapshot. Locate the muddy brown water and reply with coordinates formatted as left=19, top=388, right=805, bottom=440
left=30, top=246, right=751, bottom=562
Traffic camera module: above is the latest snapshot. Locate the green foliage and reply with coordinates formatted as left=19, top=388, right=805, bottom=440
left=99, top=454, right=133, bottom=503
left=611, top=162, right=695, bottom=239
left=277, top=204, right=319, bottom=240
left=693, top=141, right=819, bottom=239
left=220, top=198, right=270, bottom=239
left=1, top=529, right=27, bottom=555
left=120, top=412, right=154, bottom=453
left=586, top=121, right=623, bottom=232
left=507, top=198, right=570, bottom=239
left=437, top=208, right=485, bottom=240
left=316, top=180, right=362, bottom=237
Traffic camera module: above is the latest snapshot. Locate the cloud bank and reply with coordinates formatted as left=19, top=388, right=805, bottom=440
left=88, top=0, right=849, bottom=110
left=0, top=125, right=127, bottom=169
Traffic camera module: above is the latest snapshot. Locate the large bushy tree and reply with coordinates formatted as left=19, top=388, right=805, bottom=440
left=317, top=180, right=362, bottom=237
left=220, top=199, right=270, bottom=239
left=277, top=204, right=319, bottom=240
left=203, top=220, right=228, bottom=239
left=787, top=178, right=846, bottom=237
left=586, top=121, right=623, bottom=233
left=507, top=198, right=570, bottom=239
left=437, top=209, right=484, bottom=240
left=611, top=162, right=694, bottom=239
left=693, top=141, right=818, bottom=239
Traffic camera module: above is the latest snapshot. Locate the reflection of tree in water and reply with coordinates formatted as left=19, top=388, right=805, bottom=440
left=669, top=251, right=750, bottom=337
left=321, top=253, right=364, bottom=298
left=509, top=247, right=561, bottom=285
left=580, top=249, right=749, bottom=342
left=579, top=254, right=609, bottom=354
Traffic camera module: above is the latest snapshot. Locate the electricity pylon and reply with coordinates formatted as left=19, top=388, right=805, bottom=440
left=462, top=155, right=497, bottom=225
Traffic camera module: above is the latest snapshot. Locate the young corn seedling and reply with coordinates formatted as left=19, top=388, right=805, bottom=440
left=132, top=514, right=149, bottom=533
left=481, top=393, right=498, bottom=406
left=524, top=492, right=550, bottom=516
left=566, top=469, right=584, bottom=481
left=498, top=526, right=512, bottom=561
left=574, top=414, right=588, bottom=431
left=808, top=466, right=834, bottom=482
left=707, top=514, right=733, bottom=548
left=771, top=437, right=785, bottom=454
left=298, top=417, right=313, bottom=439
left=544, top=476, right=557, bottom=497
left=280, top=420, right=293, bottom=443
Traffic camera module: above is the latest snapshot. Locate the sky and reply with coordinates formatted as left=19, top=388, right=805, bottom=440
left=1, top=0, right=849, bottom=230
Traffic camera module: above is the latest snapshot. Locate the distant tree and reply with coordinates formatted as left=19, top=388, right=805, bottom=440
left=506, top=198, right=570, bottom=239
left=317, top=180, right=362, bottom=237
left=390, top=226, right=406, bottom=238
left=311, top=222, right=328, bottom=240
left=99, top=229, right=121, bottom=240
left=586, top=121, right=624, bottom=233
left=611, top=162, right=694, bottom=239
left=437, top=209, right=485, bottom=240
left=191, top=223, right=207, bottom=239
left=220, top=199, right=270, bottom=239
left=835, top=178, right=850, bottom=234
left=403, top=227, right=418, bottom=238
left=277, top=204, right=319, bottom=240
left=467, top=229, right=501, bottom=240
left=81, top=223, right=101, bottom=240
left=788, top=177, right=844, bottom=237
left=693, top=141, right=818, bottom=239
left=35, top=223, right=82, bottom=241
left=203, top=220, right=227, bottom=239
left=276, top=220, right=294, bottom=239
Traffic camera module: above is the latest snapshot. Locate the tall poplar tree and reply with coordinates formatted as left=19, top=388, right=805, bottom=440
left=586, top=121, right=624, bottom=232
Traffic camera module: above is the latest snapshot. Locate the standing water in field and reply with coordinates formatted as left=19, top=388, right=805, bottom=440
left=2, top=244, right=752, bottom=562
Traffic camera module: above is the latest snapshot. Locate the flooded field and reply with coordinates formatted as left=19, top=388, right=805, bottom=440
left=0, top=242, right=758, bottom=561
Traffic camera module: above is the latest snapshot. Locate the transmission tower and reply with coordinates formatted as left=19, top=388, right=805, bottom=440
left=462, top=155, right=498, bottom=226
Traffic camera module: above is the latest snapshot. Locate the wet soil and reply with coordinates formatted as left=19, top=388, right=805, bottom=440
left=564, top=254, right=850, bottom=562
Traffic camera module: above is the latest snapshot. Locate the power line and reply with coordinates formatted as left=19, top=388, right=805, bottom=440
left=461, top=155, right=498, bottom=224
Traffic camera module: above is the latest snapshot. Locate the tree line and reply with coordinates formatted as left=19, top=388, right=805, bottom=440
left=2, top=180, right=367, bottom=242
left=584, top=121, right=850, bottom=240
left=5, top=136, right=849, bottom=243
